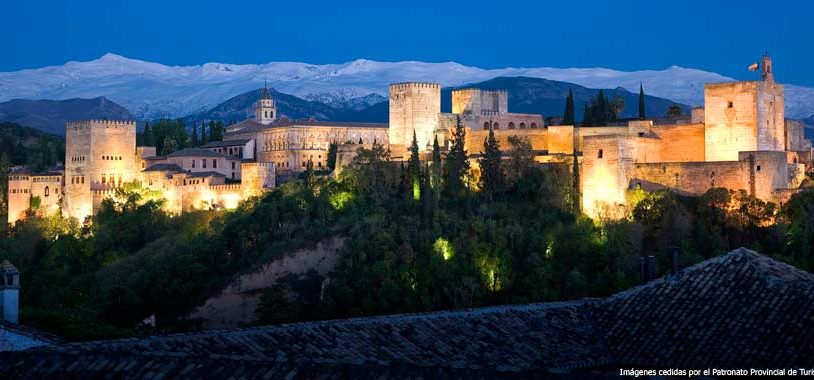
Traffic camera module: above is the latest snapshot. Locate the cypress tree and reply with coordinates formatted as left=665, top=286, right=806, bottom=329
left=478, top=126, right=504, bottom=199
left=191, top=123, right=199, bottom=147
left=408, top=130, right=421, bottom=200
left=582, top=103, right=592, bottom=127
left=563, top=89, right=575, bottom=125
left=142, top=122, right=154, bottom=147
left=443, top=115, right=470, bottom=198
left=638, top=83, right=646, bottom=120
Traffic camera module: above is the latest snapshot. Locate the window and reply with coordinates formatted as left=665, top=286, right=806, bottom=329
left=203, top=160, right=207, bottom=168
left=530, top=123, right=537, bottom=129
left=508, top=122, right=516, bottom=129
left=231, top=162, right=235, bottom=169
left=756, top=165, right=761, bottom=172
left=232, top=172, right=235, bottom=179
left=213, top=159, right=217, bottom=169
left=102, top=175, right=106, bottom=184
left=728, top=101, right=733, bottom=108
left=493, top=123, right=499, bottom=130
left=192, top=160, right=196, bottom=168
left=484, top=122, right=490, bottom=129
left=81, top=177, right=85, bottom=184
left=519, top=123, right=526, bottom=129
left=598, top=149, right=604, bottom=159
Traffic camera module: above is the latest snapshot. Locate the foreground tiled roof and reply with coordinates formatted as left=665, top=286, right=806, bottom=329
left=1, top=248, right=812, bottom=378
left=0, top=321, right=60, bottom=352
left=594, top=248, right=814, bottom=369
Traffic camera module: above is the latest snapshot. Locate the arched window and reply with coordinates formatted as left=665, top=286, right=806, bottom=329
left=530, top=123, right=537, bottom=129
left=493, top=123, right=499, bottom=130
left=484, top=122, right=490, bottom=129
left=519, top=122, right=526, bottom=129
left=508, top=122, right=516, bottom=129
left=265, top=111, right=268, bottom=118
left=44, top=187, right=49, bottom=197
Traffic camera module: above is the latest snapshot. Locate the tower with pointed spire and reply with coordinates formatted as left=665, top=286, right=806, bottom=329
left=255, top=82, right=277, bottom=125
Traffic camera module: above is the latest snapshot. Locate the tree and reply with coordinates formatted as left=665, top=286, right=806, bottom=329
left=303, top=158, right=316, bottom=190
left=610, top=95, right=625, bottom=120
left=142, top=122, right=154, bottom=147
left=326, top=143, right=338, bottom=170
left=443, top=116, right=470, bottom=198
left=190, top=124, right=199, bottom=147
left=161, top=137, right=179, bottom=155
left=505, top=136, right=534, bottom=185
left=431, top=136, right=442, bottom=192
left=667, top=105, right=683, bottom=118
left=478, top=127, right=504, bottom=199
left=200, top=122, right=209, bottom=145
left=408, top=131, right=421, bottom=200
left=638, top=84, right=646, bottom=120
left=563, top=89, right=575, bottom=125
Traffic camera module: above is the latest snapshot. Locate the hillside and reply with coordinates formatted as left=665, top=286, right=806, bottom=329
left=0, top=97, right=133, bottom=136
left=0, top=122, right=65, bottom=169
left=3, top=53, right=814, bottom=120
left=440, top=76, right=689, bottom=120
left=183, top=88, right=343, bottom=126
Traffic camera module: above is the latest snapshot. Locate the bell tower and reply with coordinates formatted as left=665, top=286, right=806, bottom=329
left=255, top=82, right=277, bottom=125
left=761, top=53, right=774, bottom=83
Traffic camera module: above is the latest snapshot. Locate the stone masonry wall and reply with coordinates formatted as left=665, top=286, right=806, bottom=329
left=388, top=83, right=440, bottom=152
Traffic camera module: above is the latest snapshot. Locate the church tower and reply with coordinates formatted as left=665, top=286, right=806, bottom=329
left=255, top=83, right=277, bottom=125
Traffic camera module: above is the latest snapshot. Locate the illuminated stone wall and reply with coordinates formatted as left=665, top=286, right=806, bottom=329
left=388, top=83, right=440, bottom=153
left=7, top=174, right=31, bottom=224
left=451, top=89, right=508, bottom=115
left=64, top=120, right=137, bottom=221
left=249, top=125, right=387, bottom=171
left=581, top=135, right=637, bottom=219
left=704, top=81, right=760, bottom=161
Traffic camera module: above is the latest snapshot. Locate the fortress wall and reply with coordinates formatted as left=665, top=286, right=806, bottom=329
left=738, top=151, right=790, bottom=200
left=581, top=135, right=637, bottom=219
left=704, top=82, right=759, bottom=161
left=465, top=128, right=548, bottom=154
left=64, top=122, right=94, bottom=220
left=7, top=175, right=31, bottom=224
left=630, top=161, right=748, bottom=196
left=785, top=119, right=808, bottom=152
left=240, top=162, right=276, bottom=198
left=636, top=123, right=706, bottom=163
left=389, top=83, right=440, bottom=152
left=30, top=176, right=62, bottom=217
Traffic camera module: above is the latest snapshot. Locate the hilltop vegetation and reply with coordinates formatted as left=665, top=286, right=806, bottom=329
left=0, top=121, right=813, bottom=340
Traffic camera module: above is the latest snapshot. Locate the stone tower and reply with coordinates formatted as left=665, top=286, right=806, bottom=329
left=0, top=261, right=20, bottom=324
left=388, top=82, right=441, bottom=152
left=451, top=89, right=508, bottom=116
left=255, top=84, right=277, bottom=125
left=703, top=55, right=784, bottom=161
left=63, top=120, right=138, bottom=221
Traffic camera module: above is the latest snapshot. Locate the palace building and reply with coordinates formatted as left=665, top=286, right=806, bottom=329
left=6, top=55, right=812, bottom=224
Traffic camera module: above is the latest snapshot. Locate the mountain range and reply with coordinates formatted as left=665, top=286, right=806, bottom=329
left=2, top=53, right=813, bottom=121
left=0, top=97, right=133, bottom=136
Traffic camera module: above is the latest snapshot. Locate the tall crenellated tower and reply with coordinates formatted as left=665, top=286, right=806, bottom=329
left=63, top=120, right=137, bottom=221
left=255, top=84, right=277, bottom=125
left=388, top=82, right=440, bottom=152
left=703, top=54, right=784, bottom=161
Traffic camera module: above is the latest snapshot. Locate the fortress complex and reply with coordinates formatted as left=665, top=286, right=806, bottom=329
left=6, top=55, right=812, bottom=224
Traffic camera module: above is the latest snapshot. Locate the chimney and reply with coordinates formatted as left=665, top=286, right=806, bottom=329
left=639, top=255, right=656, bottom=283
left=0, top=261, right=20, bottom=324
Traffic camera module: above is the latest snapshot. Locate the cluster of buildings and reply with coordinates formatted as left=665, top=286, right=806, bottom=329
left=6, top=55, right=812, bottom=223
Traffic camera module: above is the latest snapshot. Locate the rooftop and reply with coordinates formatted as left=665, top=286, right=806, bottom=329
left=198, top=139, right=251, bottom=148
left=165, top=148, right=226, bottom=158
left=226, top=118, right=387, bottom=136
left=142, top=163, right=183, bottom=173
left=2, top=248, right=812, bottom=377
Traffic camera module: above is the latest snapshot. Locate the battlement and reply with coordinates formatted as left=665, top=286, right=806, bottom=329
left=452, top=88, right=507, bottom=95
left=389, top=82, right=441, bottom=90
left=67, top=120, right=136, bottom=130
left=210, top=184, right=242, bottom=191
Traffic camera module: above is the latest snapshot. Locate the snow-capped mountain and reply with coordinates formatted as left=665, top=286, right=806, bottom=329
left=2, top=53, right=813, bottom=120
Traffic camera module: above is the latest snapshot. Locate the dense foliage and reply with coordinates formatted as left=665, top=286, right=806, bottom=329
left=0, top=137, right=812, bottom=340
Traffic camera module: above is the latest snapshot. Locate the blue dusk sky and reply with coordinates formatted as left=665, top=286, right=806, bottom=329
left=2, top=0, right=813, bottom=86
